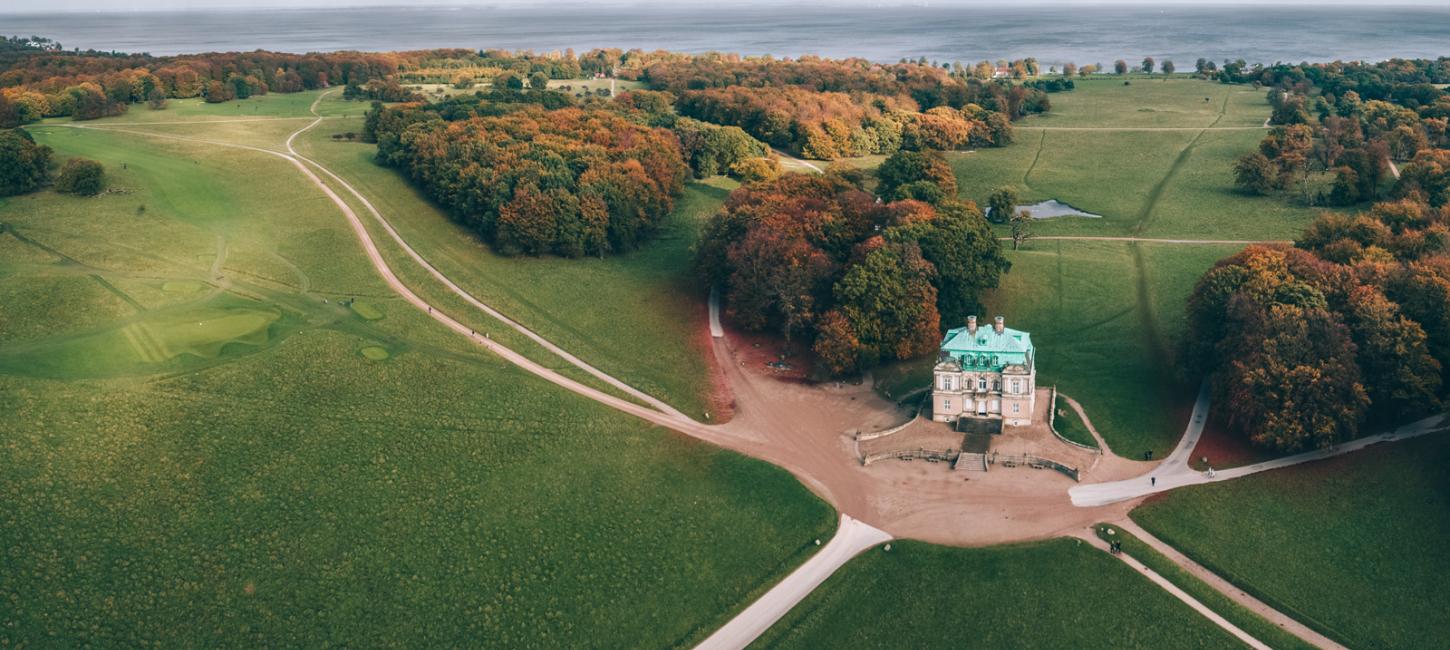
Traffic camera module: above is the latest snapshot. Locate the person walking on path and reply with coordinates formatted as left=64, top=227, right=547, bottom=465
left=1151, top=476, right=1156, bottom=486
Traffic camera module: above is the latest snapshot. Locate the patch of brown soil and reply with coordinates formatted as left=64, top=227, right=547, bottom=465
left=1188, top=414, right=1278, bottom=470
left=695, top=296, right=736, bottom=424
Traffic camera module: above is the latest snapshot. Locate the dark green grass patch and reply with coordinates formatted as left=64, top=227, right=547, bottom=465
left=1052, top=393, right=1097, bottom=448
left=1132, top=434, right=1450, bottom=649
left=756, top=538, right=1239, bottom=648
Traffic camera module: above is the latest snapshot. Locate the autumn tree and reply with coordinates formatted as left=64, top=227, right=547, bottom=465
left=875, top=150, right=957, bottom=202
left=1161, top=60, right=1175, bottom=76
left=1141, top=57, right=1155, bottom=74
left=1114, top=60, right=1129, bottom=75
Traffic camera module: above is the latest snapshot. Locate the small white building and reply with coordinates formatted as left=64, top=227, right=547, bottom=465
left=931, top=315, right=1036, bottom=426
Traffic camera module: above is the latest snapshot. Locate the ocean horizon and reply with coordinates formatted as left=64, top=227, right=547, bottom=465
left=2, top=4, right=1449, bottom=67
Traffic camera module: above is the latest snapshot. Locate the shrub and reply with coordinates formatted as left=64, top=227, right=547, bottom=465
left=54, top=157, right=105, bottom=196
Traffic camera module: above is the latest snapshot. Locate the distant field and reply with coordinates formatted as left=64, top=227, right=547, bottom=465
left=0, top=104, right=834, bottom=646
left=1021, top=77, right=1265, bottom=129
left=951, top=77, right=1324, bottom=241
left=1133, top=434, right=1450, bottom=649
left=757, top=539, right=1239, bottom=648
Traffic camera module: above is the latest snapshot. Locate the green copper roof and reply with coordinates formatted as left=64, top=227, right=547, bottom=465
left=940, top=321, right=1033, bottom=372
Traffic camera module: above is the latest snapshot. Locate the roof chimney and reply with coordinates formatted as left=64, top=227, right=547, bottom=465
left=967, top=315, right=978, bottom=335
left=994, top=315, right=1005, bottom=334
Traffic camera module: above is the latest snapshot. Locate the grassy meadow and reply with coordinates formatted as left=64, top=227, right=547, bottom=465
left=0, top=100, right=837, bottom=646
left=1092, top=525, right=1313, bottom=650
left=293, top=102, right=725, bottom=418
left=756, top=539, right=1240, bottom=648
left=1132, top=433, right=1450, bottom=649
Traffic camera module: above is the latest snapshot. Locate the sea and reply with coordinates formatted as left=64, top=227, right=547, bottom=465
left=2, top=3, right=1449, bottom=67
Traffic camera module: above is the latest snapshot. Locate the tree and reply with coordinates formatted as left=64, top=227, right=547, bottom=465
left=728, top=157, right=779, bottom=183
left=54, top=157, right=105, bottom=196
left=1062, top=63, right=1077, bottom=77
left=1221, top=303, right=1368, bottom=451
left=986, top=187, right=1017, bottom=223
left=0, top=129, right=51, bottom=196
left=828, top=241, right=941, bottom=370
left=1114, top=60, right=1129, bottom=75
left=1161, top=60, right=1175, bottom=76
left=495, top=72, right=524, bottom=90
left=1233, top=152, right=1277, bottom=195
left=875, top=150, right=957, bottom=202
left=1010, top=209, right=1033, bottom=250
left=1141, top=57, right=1155, bottom=74
left=529, top=71, right=550, bottom=90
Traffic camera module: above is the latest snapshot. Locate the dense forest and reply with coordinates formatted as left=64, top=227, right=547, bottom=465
left=367, top=96, right=687, bottom=257
left=643, top=55, right=1045, bottom=159
left=694, top=153, right=1008, bottom=374
left=1187, top=200, right=1449, bottom=451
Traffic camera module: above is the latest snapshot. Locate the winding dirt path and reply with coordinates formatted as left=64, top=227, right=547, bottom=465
left=1056, top=393, right=1116, bottom=456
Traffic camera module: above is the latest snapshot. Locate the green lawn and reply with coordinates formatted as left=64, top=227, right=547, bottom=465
left=1132, top=434, right=1450, bottom=649
left=1093, top=525, right=1313, bottom=650
left=951, top=77, right=1323, bottom=241
left=1051, top=393, right=1097, bottom=448
left=0, top=116, right=835, bottom=646
left=1021, top=77, right=1266, bottom=129
left=986, top=240, right=1219, bottom=456
left=756, top=539, right=1241, bottom=648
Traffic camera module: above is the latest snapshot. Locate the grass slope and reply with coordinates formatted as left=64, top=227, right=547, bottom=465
left=756, top=539, right=1240, bottom=649
left=987, top=240, right=1197, bottom=456
left=0, top=117, right=834, bottom=646
left=1132, top=434, right=1450, bottom=649
left=295, top=109, right=724, bottom=418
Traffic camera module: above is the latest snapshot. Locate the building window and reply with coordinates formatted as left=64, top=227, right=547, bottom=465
left=943, top=399, right=952, bottom=411
left=993, top=380, right=1001, bottom=391
left=1011, top=379, right=1021, bottom=394
left=1012, top=403, right=1020, bottom=414
left=978, top=378, right=987, bottom=391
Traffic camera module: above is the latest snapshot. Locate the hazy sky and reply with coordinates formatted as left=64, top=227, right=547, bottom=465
left=5, top=0, right=1447, bottom=13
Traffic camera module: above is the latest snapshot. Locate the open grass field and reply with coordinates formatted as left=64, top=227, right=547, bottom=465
left=950, top=77, right=1326, bottom=241
left=756, top=538, right=1240, bottom=648
left=294, top=104, right=724, bottom=418
left=1132, top=433, right=1450, bottom=649
left=0, top=105, right=837, bottom=646
left=1093, top=524, right=1313, bottom=650
left=1023, top=77, right=1265, bottom=129
left=982, top=240, right=1238, bottom=457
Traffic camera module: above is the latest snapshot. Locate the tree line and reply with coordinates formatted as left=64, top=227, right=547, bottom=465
left=1231, top=58, right=1450, bottom=207
left=694, top=151, right=1009, bottom=375
left=0, top=37, right=460, bottom=126
left=365, top=92, right=694, bottom=258
left=1187, top=199, right=1450, bottom=451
